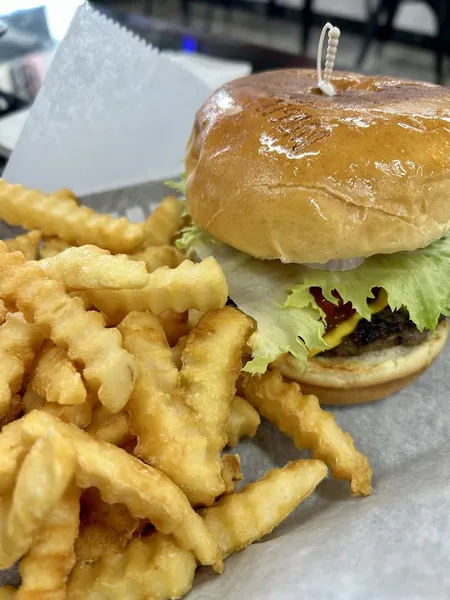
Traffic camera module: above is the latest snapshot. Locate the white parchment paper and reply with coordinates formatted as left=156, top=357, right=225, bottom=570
left=2, top=6, right=450, bottom=599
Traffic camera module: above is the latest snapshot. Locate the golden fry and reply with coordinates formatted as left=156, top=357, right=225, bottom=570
left=0, top=314, right=43, bottom=417
left=0, top=420, right=27, bottom=495
left=40, top=237, right=71, bottom=260
left=18, top=483, right=80, bottom=600
left=0, top=180, right=145, bottom=253
left=4, top=230, right=41, bottom=261
left=68, top=533, right=196, bottom=600
left=86, top=406, right=134, bottom=447
left=0, top=431, right=77, bottom=568
left=22, top=387, right=93, bottom=429
left=171, top=334, right=188, bottom=370
left=157, top=309, right=189, bottom=347
left=187, top=308, right=204, bottom=328
left=69, top=460, right=327, bottom=599
left=220, top=454, right=243, bottom=495
left=40, top=245, right=149, bottom=290
left=226, top=395, right=261, bottom=447
left=18, top=411, right=221, bottom=569
left=29, top=340, right=87, bottom=405
left=0, top=244, right=136, bottom=414
left=129, top=245, right=184, bottom=272
left=80, top=487, right=141, bottom=550
left=143, top=196, right=184, bottom=247
left=201, top=459, right=327, bottom=558
left=0, top=300, right=7, bottom=325
left=75, top=523, right=124, bottom=563
left=83, top=257, right=227, bottom=322
left=239, top=370, right=373, bottom=496
left=180, top=307, right=254, bottom=454
left=118, top=312, right=225, bottom=507
left=0, top=395, right=22, bottom=430
left=53, top=188, right=78, bottom=204
left=0, top=587, right=17, bottom=599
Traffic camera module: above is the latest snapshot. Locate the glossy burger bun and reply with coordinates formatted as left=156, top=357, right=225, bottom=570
left=186, top=69, right=450, bottom=264
left=271, top=320, right=448, bottom=405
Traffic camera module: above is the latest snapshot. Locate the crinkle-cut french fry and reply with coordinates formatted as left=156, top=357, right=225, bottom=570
left=68, top=460, right=327, bottom=600
left=75, top=523, right=124, bottom=563
left=5, top=231, right=41, bottom=261
left=80, top=488, right=142, bottom=549
left=0, top=300, right=7, bottom=325
left=68, top=533, right=197, bottom=600
left=53, top=188, right=78, bottom=204
left=83, top=257, right=228, bottom=322
left=29, top=340, right=87, bottom=405
left=202, top=459, right=328, bottom=559
left=0, top=180, right=145, bottom=253
left=118, top=312, right=225, bottom=507
left=180, top=307, right=254, bottom=454
left=239, top=371, right=373, bottom=496
left=142, top=196, right=184, bottom=247
left=0, top=314, right=43, bottom=418
left=0, top=244, right=136, bottom=414
left=220, top=454, right=243, bottom=496
left=0, top=587, right=17, bottom=599
left=19, top=410, right=221, bottom=569
left=40, top=237, right=71, bottom=260
left=40, top=245, right=149, bottom=290
left=0, top=431, right=77, bottom=569
left=171, top=334, right=188, bottom=370
left=226, top=395, right=261, bottom=447
left=129, top=245, right=184, bottom=272
left=22, top=387, right=93, bottom=429
left=188, top=308, right=204, bottom=329
left=120, top=438, right=137, bottom=455
left=0, top=395, right=22, bottom=431
left=17, top=483, right=80, bottom=600
left=157, top=309, right=189, bottom=347
left=0, top=420, right=27, bottom=495
left=85, top=406, right=134, bottom=447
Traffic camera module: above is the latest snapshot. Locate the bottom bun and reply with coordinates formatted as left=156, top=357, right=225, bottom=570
left=271, top=321, right=448, bottom=405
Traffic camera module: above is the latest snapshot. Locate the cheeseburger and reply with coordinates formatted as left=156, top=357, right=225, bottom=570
left=179, top=69, right=450, bottom=404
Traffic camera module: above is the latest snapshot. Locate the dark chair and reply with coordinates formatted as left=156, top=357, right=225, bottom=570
left=145, top=1, right=233, bottom=28
left=267, top=0, right=314, bottom=53
left=143, top=0, right=190, bottom=24
left=356, top=0, right=449, bottom=83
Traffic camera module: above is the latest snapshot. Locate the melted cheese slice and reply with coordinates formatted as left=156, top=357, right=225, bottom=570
left=309, top=289, right=388, bottom=357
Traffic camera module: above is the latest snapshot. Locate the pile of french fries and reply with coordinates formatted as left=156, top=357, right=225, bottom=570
left=0, top=181, right=372, bottom=599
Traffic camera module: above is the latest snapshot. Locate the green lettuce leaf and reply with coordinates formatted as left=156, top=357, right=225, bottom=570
left=288, top=235, right=450, bottom=332
left=192, top=236, right=327, bottom=373
left=186, top=224, right=450, bottom=374
left=165, top=173, right=187, bottom=195
left=175, top=223, right=206, bottom=251
left=165, top=174, right=188, bottom=217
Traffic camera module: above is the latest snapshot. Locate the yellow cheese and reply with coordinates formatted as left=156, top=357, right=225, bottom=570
left=308, top=289, right=388, bottom=357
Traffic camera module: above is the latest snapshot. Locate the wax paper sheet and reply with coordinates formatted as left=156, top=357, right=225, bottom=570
left=2, top=5, right=450, bottom=599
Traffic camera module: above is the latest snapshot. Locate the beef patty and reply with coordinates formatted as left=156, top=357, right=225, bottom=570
left=321, top=307, right=445, bottom=358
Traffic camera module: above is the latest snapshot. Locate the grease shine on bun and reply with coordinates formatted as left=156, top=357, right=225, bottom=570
left=186, top=70, right=450, bottom=264
left=185, top=69, right=450, bottom=405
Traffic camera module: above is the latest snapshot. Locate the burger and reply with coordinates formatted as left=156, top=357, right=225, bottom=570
left=177, top=69, right=450, bottom=405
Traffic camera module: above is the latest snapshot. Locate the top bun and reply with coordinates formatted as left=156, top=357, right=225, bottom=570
left=186, top=70, right=450, bottom=264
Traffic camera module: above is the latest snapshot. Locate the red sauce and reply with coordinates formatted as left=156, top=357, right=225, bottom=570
left=310, top=287, right=356, bottom=332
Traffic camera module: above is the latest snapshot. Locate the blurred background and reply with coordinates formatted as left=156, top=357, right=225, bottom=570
left=0, top=0, right=448, bottom=163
